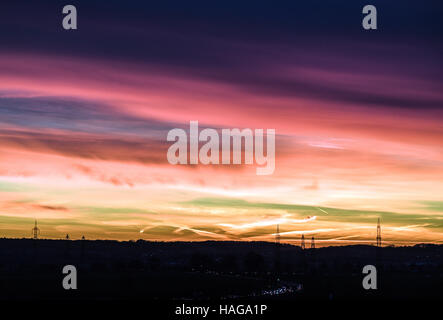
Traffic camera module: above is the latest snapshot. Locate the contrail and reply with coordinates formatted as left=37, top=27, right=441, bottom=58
left=219, top=216, right=316, bottom=230
left=316, top=207, right=329, bottom=215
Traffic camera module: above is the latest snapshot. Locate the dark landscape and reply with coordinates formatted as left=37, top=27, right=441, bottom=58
left=0, top=239, right=441, bottom=301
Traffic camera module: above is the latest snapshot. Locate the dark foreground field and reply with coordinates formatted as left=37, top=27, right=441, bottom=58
left=0, top=239, right=441, bottom=301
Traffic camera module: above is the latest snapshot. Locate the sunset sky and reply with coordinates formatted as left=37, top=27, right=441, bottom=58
left=0, top=1, right=442, bottom=246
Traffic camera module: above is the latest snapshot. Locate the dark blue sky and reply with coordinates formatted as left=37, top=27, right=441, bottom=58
left=1, top=1, right=442, bottom=61
left=1, top=1, right=442, bottom=112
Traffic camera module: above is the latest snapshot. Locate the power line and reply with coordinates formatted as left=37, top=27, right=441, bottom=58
left=32, top=220, right=40, bottom=239
left=275, top=224, right=281, bottom=245
left=301, top=234, right=305, bottom=250
left=376, top=218, right=382, bottom=247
